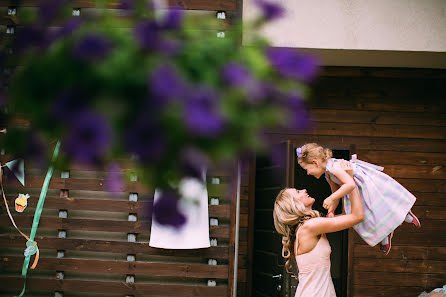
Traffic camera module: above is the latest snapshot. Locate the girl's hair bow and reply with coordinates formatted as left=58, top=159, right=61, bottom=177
left=296, top=147, right=303, bottom=158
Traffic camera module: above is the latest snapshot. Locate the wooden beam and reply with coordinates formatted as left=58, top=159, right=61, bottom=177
left=0, top=256, right=229, bottom=279
left=0, top=215, right=230, bottom=238
left=0, top=235, right=230, bottom=259
left=0, top=277, right=228, bottom=296
left=4, top=176, right=230, bottom=196
left=0, top=0, right=237, bottom=10
left=3, top=196, right=231, bottom=218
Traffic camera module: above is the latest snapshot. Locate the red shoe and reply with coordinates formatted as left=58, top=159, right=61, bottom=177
left=380, top=231, right=394, bottom=256
left=408, top=210, right=421, bottom=228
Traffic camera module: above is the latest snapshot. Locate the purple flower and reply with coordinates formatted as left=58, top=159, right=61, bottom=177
left=149, top=64, right=186, bottom=104
left=72, top=34, right=113, bottom=63
left=222, top=63, right=265, bottom=103
left=105, top=162, right=125, bottom=196
left=284, top=92, right=311, bottom=130
left=184, top=87, right=225, bottom=137
left=21, top=131, right=48, bottom=169
left=125, top=116, right=165, bottom=164
left=180, top=148, right=209, bottom=179
left=161, top=9, right=184, bottom=30
left=222, top=63, right=252, bottom=86
left=133, top=21, right=161, bottom=51
left=153, top=189, right=186, bottom=228
left=270, top=142, right=286, bottom=167
left=255, top=0, right=285, bottom=21
left=51, top=90, right=88, bottom=122
left=119, top=0, right=136, bottom=10
left=134, top=20, right=179, bottom=54
left=48, top=18, right=82, bottom=44
left=62, top=112, right=112, bottom=164
left=266, top=48, right=319, bottom=82
left=38, top=0, right=68, bottom=25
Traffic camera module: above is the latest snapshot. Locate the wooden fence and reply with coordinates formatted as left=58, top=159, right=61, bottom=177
left=0, top=162, right=241, bottom=297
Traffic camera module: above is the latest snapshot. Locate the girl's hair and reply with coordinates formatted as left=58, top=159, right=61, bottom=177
left=297, top=143, right=332, bottom=165
left=273, top=188, right=320, bottom=273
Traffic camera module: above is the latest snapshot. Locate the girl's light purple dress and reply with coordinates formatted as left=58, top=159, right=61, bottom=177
left=325, top=155, right=416, bottom=246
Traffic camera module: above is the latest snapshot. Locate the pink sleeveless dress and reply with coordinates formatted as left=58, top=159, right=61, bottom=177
left=294, top=227, right=336, bottom=297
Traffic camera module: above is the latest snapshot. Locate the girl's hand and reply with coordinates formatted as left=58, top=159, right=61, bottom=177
left=327, top=211, right=335, bottom=218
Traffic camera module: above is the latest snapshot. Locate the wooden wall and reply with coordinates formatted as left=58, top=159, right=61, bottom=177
left=0, top=162, right=241, bottom=297
left=259, top=67, right=446, bottom=297
left=0, top=1, right=252, bottom=297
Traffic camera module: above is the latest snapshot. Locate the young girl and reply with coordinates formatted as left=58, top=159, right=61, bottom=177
left=273, top=186, right=364, bottom=297
left=296, top=143, right=420, bottom=255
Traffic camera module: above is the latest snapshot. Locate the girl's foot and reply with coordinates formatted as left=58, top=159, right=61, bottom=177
left=380, top=231, right=394, bottom=256
left=406, top=210, right=421, bottom=228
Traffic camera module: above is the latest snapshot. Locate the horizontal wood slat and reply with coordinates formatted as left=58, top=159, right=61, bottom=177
left=0, top=256, right=229, bottom=279
left=4, top=176, right=229, bottom=196
left=266, top=133, right=446, bottom=153
left=0, top=235, right=230, bottom=259
left=351, top=285, right=425, bottom=297
left=353, top=271, right=445, bottom=287
left=3, top=196, right=231, bottom=218
left=320, top=67, right=446, bottom=79
left=310, top=98, right=446, bottom=114
left=271, top=122, right=446, bottom=140
left=0, top=0, right=237, bottom=10
left=411, top=205, right=446, bottom=220
left=352, top=257, right=446, bottom=274
left=398, top=179, right=446, bottom=193
left=309, top=97, right=446, bottom=113
left=354, top=150, right=446, bottom=166
left=311, top=109, right=446, bottom=126
left=353, top=244, right=446, bottom=261
left=351, top=224, right=446, bottom=247
left=0, top=277, right=228, bottom=296
left=4, top=176, right=147, bottom=192
left=0, top=215, right=230, bottom=238
left=381, top=164, right=446, bottom=179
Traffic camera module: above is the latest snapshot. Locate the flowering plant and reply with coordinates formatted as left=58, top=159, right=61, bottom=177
left=1, top=0, right=317, bottom=226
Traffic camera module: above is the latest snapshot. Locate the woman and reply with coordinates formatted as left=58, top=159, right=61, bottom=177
left=273, top=185, right=364, bottom=297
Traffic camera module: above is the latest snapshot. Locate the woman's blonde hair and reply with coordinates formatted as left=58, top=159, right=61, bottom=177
left=297, top=143, right=332, bottom=165
left=273, top=188, right=320, bottom=273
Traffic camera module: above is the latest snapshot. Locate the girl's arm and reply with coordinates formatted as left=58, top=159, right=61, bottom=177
left=323, top=161, right=356, bottom=210
left=305, top=186, right=364, bottom=235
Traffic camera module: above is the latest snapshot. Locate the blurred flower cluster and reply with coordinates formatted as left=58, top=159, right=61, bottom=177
left=0, top=0, right=318, bottom=227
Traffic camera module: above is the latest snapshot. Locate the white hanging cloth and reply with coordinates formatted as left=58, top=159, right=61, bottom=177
left=149, top=172, right=210, bottom=249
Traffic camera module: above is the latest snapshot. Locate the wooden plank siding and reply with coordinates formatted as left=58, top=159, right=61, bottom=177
left=254, top=67, right=446, bottom=297
left=0, top=165, right=237, bottom=297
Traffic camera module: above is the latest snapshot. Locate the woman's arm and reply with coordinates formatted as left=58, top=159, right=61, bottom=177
left=306, top=186, right=364, bottom=235
left=323, top=161, right=356, bottom=210
left=326, top=177, right=340, bottom=217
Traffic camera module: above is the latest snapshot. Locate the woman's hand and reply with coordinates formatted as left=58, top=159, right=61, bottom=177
left=323, top=196, right=335, bottom=210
